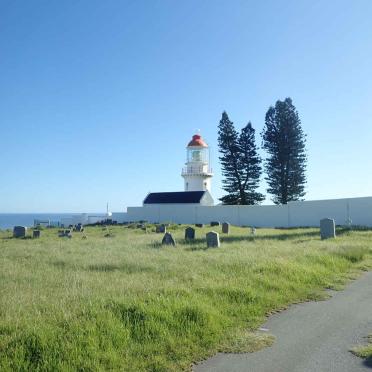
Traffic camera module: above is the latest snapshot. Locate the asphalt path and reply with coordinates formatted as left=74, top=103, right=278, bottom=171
left=195, top=271, right=372, bottom=372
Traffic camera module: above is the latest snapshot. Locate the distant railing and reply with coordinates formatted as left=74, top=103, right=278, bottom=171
left=181, top=166, right=213, bottom=175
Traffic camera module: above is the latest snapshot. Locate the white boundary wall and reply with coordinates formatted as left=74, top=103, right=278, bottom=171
left=112, top=196, right=372, bottom=227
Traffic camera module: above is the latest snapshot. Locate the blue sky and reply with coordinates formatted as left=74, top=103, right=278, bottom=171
left=1, top=0, right=371, bottom=212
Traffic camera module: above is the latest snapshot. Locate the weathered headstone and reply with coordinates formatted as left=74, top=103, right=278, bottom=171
left=156, top=224, right=166, bottom=233
left=33, top=230, right=41, bottom=238
left=162, top=232, right=176, bottom=246
left=13, top=226, right=27, bottom=238
left=185, top=226, right=195, bottom=240
left=222, top=222, right=230, bottom=234
left=206, top=231, right=220, bottom=248
left=58, top=229, right=72, bottom=238
left=250, top=227, right=256, bottom=235
left=210, top=221, right=220, bottom=227
left=195, top=223, right=204, bottom=228
left=320, top=218, right=336, bottom=239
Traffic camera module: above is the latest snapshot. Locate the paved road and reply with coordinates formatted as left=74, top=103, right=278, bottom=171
left=195, top=271, right=372, bottom=372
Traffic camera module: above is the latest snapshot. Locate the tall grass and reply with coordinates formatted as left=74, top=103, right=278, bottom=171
left=0, top=226, right=371, bottom=371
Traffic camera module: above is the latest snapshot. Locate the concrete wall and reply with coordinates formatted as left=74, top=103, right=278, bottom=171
left=111, top=196, right=372, bottom=227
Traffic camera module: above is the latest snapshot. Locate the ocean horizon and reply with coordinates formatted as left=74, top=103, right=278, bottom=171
left=0, top=213, right=103, bottom=230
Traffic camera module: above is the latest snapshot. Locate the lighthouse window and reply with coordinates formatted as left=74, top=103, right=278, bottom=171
left=192, top=150, right=201, bottom=161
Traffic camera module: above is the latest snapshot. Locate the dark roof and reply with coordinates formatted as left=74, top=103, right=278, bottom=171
left=144, top=191, right=206, bottom=204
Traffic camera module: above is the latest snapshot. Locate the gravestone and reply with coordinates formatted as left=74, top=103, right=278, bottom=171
left=206, top=231, right=220, bottom=248
left=320, top=218, right=336, bottom=239
left=58, top=229, right=72, bottom=238
left=13, top=226, right=27, bottom=238
left=156, top=224, right=166, bottom=233
left=210, top=221, right=220, bottom=227
left=33, top=230, right=41, bottom=239
left=162, top=232, right=176, bottom=246
left=195, top=224, right=204, bottom=228
left=222, top=222, right=230, bottom=234
left=250, top=227, right=256, bottom=235
left=185, top=226, right=195, bottom=240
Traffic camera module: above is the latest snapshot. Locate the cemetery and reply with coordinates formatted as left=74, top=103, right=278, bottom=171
left=3, top=1, right=372, bottom=369
left=1, top=223, right=371, bottom=371
left=2, top=132, right=372, bottom=370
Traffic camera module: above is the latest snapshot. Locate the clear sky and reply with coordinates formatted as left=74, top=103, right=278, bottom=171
left=1, top=0, right=371, bottom=213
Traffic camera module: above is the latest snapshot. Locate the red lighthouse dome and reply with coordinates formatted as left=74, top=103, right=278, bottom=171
left=187, top=134, right=208, bottom=147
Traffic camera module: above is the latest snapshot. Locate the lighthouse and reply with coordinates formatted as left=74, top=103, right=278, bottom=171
left=181, top=134, right=213, bottom=192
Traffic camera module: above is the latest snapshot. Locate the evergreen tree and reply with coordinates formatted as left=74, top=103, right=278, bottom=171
left=261, top=98, right=307, bottom=204
left=218, top=112, right=242, bottom=204
left=239, top=123, right=265, bottom=204
left=218, top=112, right=264, bottom=205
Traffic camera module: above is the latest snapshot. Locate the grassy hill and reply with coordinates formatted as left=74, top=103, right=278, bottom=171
left=0, top=225, right=371, bottom=371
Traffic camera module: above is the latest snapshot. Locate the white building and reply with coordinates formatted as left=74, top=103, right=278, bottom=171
left=181, top=134, right=213, bottom=192
left=137, top=133, right=215, bottom=210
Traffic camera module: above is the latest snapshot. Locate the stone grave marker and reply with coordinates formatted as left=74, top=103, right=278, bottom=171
left=185, top=226, right=195, bottom=240
left=58, top=229, right=72, bottom=238
left=33, top=230, right=41, bottom=239
left=251, top=227, right=256, bottom=235
left=156, top=224, right=166, bottom=233
left=210, top=221, right=220, bottom=227
left=206, top=231, right=220, bottom=248
left=13, top=226, right=27, bottom=238
left=195, top=223, right=204, bottom=228
left=222, top=222, right=230, bottom=234
left=320, top=218, right=336, bottom=239
left=162, top=232, right=176, bottom=246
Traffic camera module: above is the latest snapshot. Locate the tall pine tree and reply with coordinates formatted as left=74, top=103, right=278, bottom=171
left=218, top=112, right=264, bottom=205
left=261, top=98, right=307, bottom=204
left=239, top=122, right=265, bottom=204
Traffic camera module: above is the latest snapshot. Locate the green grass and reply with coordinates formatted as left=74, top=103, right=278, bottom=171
left=0, top=225, right=371, bottom=371
left=351, top=334, right=372, bottom=360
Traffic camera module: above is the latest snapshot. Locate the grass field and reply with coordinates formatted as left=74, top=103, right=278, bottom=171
left=0, top=225, right=371, bottom=371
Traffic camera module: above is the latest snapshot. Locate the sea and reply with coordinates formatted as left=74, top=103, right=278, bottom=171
left=0, top=213, right=82, bottom=230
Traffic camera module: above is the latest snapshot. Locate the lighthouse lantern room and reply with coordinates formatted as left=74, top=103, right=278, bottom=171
left=182, top=134, right=213, bottom=192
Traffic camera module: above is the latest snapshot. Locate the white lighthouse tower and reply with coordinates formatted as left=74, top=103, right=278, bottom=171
left=181, top=133, right=213, bottom=192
